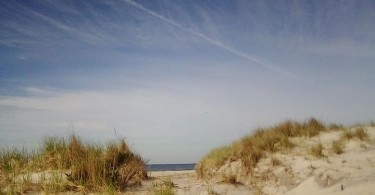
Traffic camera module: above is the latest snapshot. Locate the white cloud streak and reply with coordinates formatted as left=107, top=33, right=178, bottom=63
left=123, top=0, right=301, bottom=79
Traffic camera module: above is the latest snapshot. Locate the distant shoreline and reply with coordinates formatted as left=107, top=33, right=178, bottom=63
left=147, top=163, right=196, bottom=171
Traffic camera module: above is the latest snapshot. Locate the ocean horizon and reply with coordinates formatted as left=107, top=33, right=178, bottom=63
left=147, top=163, right=196, bottom=171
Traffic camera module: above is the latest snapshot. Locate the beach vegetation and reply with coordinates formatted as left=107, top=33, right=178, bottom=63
left=342, top=129, right=355, bottom=140
left=340, top=127, right=369, bottom=142
left=221, top=173, right=238, bottom=185
left=354, top=127, right=369, bottom=141
left=310, top=143, right=325, bottom=158
left=270, top=157, right=282, bottom=166
left=328, top=123, right=344, bottom=130
left=196, top=118, right=327, bottom=177
left=0, top=134, right=147, bottom=194
left=151, top=177, right=176, bottom=195
left=331, top=140, right=344, bottom=154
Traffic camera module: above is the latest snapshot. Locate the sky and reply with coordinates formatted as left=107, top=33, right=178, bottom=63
left=0, top=0, right=374, bottom=163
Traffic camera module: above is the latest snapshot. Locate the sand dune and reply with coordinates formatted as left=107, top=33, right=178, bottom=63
left=3, top=126, right=375, bottom=194
left=132, top=126, right=375, bottom=194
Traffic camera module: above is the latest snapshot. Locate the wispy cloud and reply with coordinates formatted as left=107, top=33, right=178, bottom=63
left=123, top=0, right=301, bottom=79
left=0, top=1, right=123, bottom=48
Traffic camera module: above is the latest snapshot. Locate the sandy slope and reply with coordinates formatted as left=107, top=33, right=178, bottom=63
left=285, top=127, right=375, bottom=195
left=214, top=126, right=375, bottom=195
left=129, top=127, right=375, bottom=194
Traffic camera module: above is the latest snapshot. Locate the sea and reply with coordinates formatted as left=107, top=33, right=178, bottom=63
left=147, top=163, right=196, bottom=171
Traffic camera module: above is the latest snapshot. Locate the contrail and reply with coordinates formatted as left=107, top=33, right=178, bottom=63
left=123, top=0, right=300, bottom=79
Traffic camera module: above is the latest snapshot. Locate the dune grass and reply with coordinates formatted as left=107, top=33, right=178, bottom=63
left=0, top=134, right=147, bottom=194
left=270, top=157, right=282, bottom=166
left=310, top=143, right=325, bottom=158
left=328, top=127, right=371, bottom=156
left=196, top=118, right=328, bottom=178
left=341, top=127, right=369, bottom=142
left=354, top=127, right=369, bottom=141
left=196, top=118, right=374, bottom=181
left=195, top=143, right=240, bottom=178
left=331, top=140, right=344, bottom=154
left=151, top=177, right=176, bottom=195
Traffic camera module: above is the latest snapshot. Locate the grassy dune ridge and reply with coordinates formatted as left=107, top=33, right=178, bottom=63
left=1, top=118, right=373, bottom=194
left=196, top=118, right=326, bottom=177
left=0, top=134, right=147, bottom=194
left=195, top=118, right=372, bottom=179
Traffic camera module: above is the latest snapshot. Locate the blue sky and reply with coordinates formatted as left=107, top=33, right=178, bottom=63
left=0, top=0, right=374, bottom=163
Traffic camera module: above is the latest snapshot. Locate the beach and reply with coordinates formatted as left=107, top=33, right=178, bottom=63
left=129, top=126, right=375, bottom=195
left=2, top=124, right=375, bottom=194
left=128, top=170, right=253, bottom=195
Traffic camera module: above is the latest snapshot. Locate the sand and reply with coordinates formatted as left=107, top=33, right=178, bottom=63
left=208, top=126, right=375, bottom=195
left=128, top=170, right=254, bottom=195
left=5, top=126, right=375, bottom=194
left=136, top=126, right=375, bottom=195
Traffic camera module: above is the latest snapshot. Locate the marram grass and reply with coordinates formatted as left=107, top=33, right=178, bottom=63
left=196, top=118, right=328, bottom=178
left=0, top=134, right=147, bottom=194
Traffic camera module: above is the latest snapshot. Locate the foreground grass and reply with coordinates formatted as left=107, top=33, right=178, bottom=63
left=151, top=177, right=176, bottom=195
left=196, top=118, right=328, bottom=177
left=0, top=134, right=147, bottom=194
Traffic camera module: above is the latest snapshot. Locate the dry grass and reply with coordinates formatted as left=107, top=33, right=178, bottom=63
left=0, top=134, right=147, bottom=194
left=354, top=127, right=369, bottom=141
left=331, top=127, right=369, bottom=155
left=331, top=140, right=344, bottom=154
left=151, top=178, right=176, bottom=195
left=221, top=173, right=238, bottom=185
left=328, top=123, right=344, bottom=130
left=196, top=118, right=327, bottom=178
left=270, top=157, right=282, bottom=166
left=195, top=143, right=239, bottom=178
left=340, top=127, right=369, bottom=142
left=310, top=143, right=325, bottom=158
left=342, top=129, right=355, bottom=140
